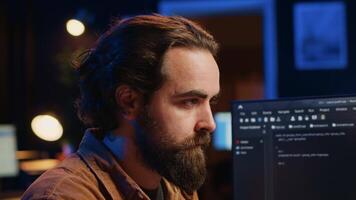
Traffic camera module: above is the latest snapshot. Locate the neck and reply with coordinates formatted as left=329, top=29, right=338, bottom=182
left=112, top=120, right=161, bottom=190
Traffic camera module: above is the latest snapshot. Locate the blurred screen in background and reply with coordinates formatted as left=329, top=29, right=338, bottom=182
left=0, top=125, right=18, bottom=178
left=213, top=112, right=232, bottom=151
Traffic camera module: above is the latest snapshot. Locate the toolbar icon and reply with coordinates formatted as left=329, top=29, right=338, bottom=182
left=298, top=116, right=303, bottom=121
left=321, top=114, right=326, bottom=120
left=264, top=117, right=268, bottom=122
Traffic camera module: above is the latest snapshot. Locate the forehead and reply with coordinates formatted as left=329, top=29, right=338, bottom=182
left=160, top=47, right=220, bottom=95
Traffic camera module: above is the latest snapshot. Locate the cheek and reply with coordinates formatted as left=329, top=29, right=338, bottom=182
left=151, top=105, right=197, bottom=143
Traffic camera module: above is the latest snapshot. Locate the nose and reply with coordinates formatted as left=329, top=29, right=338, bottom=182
left=195, top=104, right=216, bottom=133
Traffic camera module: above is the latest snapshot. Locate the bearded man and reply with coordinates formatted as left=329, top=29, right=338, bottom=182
left=22, top=14, right=220, bottom=200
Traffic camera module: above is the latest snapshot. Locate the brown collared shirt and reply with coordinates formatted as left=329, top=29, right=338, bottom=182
left=21, top=130, right=199, bottom=200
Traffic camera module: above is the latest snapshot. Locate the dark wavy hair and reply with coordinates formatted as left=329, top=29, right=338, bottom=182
left=74, top=14, right=218, bottom=131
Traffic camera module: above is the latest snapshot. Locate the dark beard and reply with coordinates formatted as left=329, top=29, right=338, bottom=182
left=134, top=108, right=211, bottom=194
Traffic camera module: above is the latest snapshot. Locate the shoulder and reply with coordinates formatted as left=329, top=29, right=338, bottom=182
left=21, top=153, right=103, bottom=200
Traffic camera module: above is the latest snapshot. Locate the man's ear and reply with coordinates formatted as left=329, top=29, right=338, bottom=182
left=115, top=85, right=143, bottom=120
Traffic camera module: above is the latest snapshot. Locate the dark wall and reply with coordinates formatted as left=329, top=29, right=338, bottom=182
left=276, top=0, right=356, bottom=97
left=0, top=0, right=157, bottom=151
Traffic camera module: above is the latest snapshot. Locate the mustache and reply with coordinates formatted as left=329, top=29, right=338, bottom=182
left=178, top=130, right=211, bottom=151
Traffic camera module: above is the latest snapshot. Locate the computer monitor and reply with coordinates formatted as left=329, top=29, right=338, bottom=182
left=232, top=95, right=356, bottom=200
left=0, top=125, right=18, bottom=177
left=213, top=112, right=232, bottom=151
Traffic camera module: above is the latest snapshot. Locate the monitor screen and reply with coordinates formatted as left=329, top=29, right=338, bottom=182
left=213, top=112, right=232, bottom=151
left=0, top=125, right=18, bottom=177
left=232, top=95, right=356, bottom=200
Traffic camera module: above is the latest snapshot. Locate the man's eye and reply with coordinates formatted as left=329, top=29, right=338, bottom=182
left=182, top=99, right=199, bottom=107
left=210, top=99, right=218, bottom=106
left=210, top=96, right=219, bottom=106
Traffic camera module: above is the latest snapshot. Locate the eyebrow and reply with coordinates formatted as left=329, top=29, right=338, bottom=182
left=173, top=90, right=220, bottom=100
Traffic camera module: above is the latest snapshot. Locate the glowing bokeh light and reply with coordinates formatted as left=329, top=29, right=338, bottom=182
left=66, top=19, right=85, bottom=36
left=31, top=115, right=63, bottom=142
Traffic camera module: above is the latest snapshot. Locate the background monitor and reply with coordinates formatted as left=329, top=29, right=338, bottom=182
left=0, top=125, right=18, bottom=177
left=213, top=112, right=232, bottom=150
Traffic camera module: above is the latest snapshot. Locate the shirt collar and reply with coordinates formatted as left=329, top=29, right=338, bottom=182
left=78, top=129, right=198, bottom=200
left=102, top=131, right=126, bottom=161
left=77, top=129, right=150, bottom=200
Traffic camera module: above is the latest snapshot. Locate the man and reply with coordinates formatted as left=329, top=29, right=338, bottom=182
left=22, top=14, right=220, bottom=200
